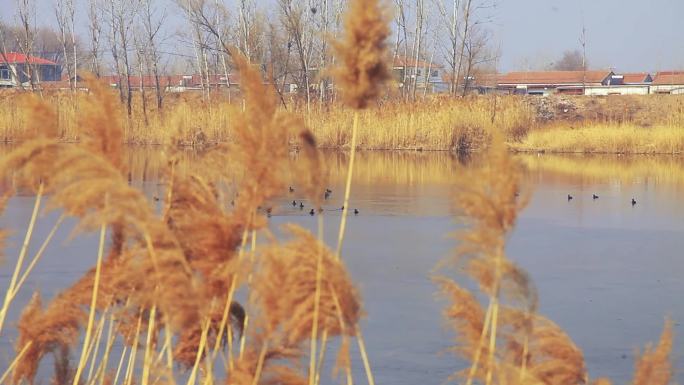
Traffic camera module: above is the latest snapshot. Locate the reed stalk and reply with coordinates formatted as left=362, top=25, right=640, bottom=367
left=217, top=226, right=250, bottom=371
left=186, top=318, right=211, bottom=385
left=141, top=305, right=158, bottom=385
left=91, top=312, right=116, bottom=385
left=355, top=325, right=375, bottom=385
left=239, top=229, right=258, bottom=359
left=309, top=215, right=325, bottom=385
left=123, top=311, right=144, bottom=385
left=314, top=329, right=329, bottom=385
left=112, top=345, right=129, bottom=385
left=0, top=341, right=32, bottom=384
left=465, top=295, right=494, bottom=385
left=0, top=183, right=44, bottom=335
left=10, top=214, right=66, bottom=300
left=335, top=112, right=359, bottom=258
left=484, top=248, right=504, bottom=385
left=330, top=284, right=354, bottom=385
left=72, top=222, right=107, bottom=385
left=251, top=341, right=269, bottom=385
left=86, top=308, right=109, bottom=382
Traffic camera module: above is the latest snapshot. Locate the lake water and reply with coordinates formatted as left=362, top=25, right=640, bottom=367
left=1, top=149, right=683, bottom=384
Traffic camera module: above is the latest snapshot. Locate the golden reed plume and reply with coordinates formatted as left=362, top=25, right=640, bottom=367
left=436, top=132, right=675, bottom=385
left=252, top=225, right=362, bottom=346
left=0, top=192, right=8, bottom=265
left=631, top=320, right=673, bottom=385
left=332, top=0, right=391, bottom=109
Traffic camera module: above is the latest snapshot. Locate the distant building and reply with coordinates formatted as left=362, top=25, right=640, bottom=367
left=497, top=70, right=615, bottom=96
left=583, top=72, right=652, bottom=95
left=650, top=72, right=684, bottom=94
left=99, top=74, right=237, bottom=92
left=0, top=52, right=61, bottom=87
left=392, top=55, right=445, bottom=93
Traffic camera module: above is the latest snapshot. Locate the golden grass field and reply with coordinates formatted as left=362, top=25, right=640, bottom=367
left=0, top=0, right=678, bottom=383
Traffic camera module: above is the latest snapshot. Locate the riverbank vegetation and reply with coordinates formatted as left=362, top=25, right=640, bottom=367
left=3, top=90, right=684, bottom=153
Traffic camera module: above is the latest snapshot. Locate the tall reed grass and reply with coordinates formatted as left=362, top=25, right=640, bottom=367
left=4, top=88, right=684, bottom=153
left=513, top=124, right=684, bottom=154
left=436, top=133, right=674, bottom=385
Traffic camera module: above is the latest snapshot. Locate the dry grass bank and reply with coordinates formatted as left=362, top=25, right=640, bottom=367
left=513, top=124, right=684, bottom=154
left=0, top=90, right=535, bottom=150
left=3, top=88, right=684, bottom=153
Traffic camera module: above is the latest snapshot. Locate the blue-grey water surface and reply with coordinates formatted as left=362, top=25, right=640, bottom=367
left=1, top=150, right=683, bottom=384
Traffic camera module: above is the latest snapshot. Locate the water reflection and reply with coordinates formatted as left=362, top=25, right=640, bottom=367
left=0, top=147, right=683, bottom=384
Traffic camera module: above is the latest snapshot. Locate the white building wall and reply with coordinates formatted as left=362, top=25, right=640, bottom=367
left=650, top=85, right=684, bottom=94
left=584, top=85, right=650, bottom=96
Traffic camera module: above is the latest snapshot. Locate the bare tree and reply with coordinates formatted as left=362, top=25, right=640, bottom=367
left=278, top=0, right=314, bottom=109
left=87, top=0, right=103, bottom=76
left=139, top=0, right=167, bottom=109
left=551, top=49, right=585, bottom=71
left=433, top=0, right=460, bottom=94
left=16, top=0, right=38, bottom=91
left=107, top=0, right=137, bottom=115
left=394, top=0, right=410, bottom=98
left=461, top=25, right=498, bottom=95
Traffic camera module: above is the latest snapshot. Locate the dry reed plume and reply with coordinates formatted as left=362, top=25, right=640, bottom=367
left=332, top=0, right=390, bottom=109
left=0, top=46, right=365, bottom=385
left=436, top=132, right=675, bottom=385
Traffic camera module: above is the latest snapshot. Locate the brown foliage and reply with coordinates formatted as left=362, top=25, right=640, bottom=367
left=332, top=0, right=391, bottom=108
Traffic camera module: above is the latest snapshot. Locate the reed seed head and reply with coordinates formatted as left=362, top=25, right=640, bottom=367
left=332, top=0, right=391, bottom=109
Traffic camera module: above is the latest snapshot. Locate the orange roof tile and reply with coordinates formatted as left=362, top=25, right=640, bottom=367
left=621, top=73, right=652, bottom=84
left=0, top=52, right=58, bottom=65
left=652, top=71, right=684, bottom=85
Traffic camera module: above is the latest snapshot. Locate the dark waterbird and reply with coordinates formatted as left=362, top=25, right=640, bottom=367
left=632, top=198, right=637, bottom=206
left=593, top=194, right=599, bottom=200
left=289, top=186, right=294, bottom=193
left=300, top=202, right=304, bottom=209
left=354, top=209, right=359, bottom=215
left=567, top=194, right=573, bottom=201
left=309, top=209, right=315, bottom=216
left=292, top=200, right=297, bottom=206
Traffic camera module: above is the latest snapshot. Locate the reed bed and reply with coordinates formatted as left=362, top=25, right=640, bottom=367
left=514, top=124, right=684, bottom=154
left=4, top=87, right=684, bottom=153
left=518, top=153, right=684, bottom=186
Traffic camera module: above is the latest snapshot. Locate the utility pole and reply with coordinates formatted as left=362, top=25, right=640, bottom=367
left=580, top=18, right=587, bottom=95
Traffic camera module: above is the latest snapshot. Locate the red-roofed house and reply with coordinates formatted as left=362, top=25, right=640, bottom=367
left=392, top=55, right=445, bottom=92
left=583, top=72, right=652, bottom=95
left=497, top=70, right=614, bottom=95
left=0, top=52, right=62, bottom=87
left=621, top=73, right=653, bottom=85
left=650, top=72, right=684, bottom=94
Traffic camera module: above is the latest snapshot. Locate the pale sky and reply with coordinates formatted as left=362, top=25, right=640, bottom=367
left=3, top=0, right=684, bottom=73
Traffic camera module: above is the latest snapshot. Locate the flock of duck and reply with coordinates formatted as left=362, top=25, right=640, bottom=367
left=567, top=194, right=637, bottom=206
left=263, top=187, right=359, bottom=218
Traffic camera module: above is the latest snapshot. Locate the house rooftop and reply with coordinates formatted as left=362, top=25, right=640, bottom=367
left=621, top=72, right=652, bottom=84
left=0, top=52, right=58, bottom=65
left=652, top=71, right=684, bottom=85
left=498, top=70, right=613, bottom=85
